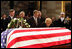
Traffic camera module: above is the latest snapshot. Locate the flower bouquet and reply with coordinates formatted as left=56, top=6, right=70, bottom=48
left=7, top=18, right=30, bottom=29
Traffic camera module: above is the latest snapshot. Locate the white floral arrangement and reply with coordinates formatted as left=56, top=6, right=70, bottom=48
left=7, top=18, right=30, bottom=29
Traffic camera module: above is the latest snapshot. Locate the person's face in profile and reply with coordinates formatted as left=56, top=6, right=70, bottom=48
left=34, top=12, right=39, bottom=18
left=52, top=17, right=55, bottom=21
left=61, top=14, right=64, bottom=18
left=19, top=13, right=25, bottom=18
left=38, top=11, right=42, bottom=17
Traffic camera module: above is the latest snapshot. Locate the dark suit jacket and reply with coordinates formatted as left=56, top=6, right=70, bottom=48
left=7, top=16, right=12, bottom=23
left=38, top=17, right=45, bottom=27
left=56, top=19, right=65, bottom=27
left=64, top=20, right=71, bottom=30
left=7, top=16, right=15, bottom=24
left=1, top=18, right=8, bottom=32
left=27, top=17, right=39, bottom=28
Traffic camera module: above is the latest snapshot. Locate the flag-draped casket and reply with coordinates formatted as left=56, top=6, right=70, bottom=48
left=1, top=28, right=71, bottom=48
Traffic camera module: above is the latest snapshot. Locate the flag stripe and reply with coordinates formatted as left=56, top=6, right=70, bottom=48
left=7, top=29, right=71, bottom=44
left=18, top=39, right=71, bottom=48
left=12, top=28, right=66, bottom=35
left=6, top=28, right=71, bottom=48
left=7, top=32, right=71, bottom=48
left=7, top=28, right=67, bottom=42
left=7, top=35, right=71, bottom=48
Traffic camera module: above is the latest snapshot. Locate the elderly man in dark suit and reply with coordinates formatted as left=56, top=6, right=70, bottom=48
left=27, top=10, right=39, bottom=28
left=56, top=12, right=66, bottom=27
left=7, top=9, right=15, bottom=24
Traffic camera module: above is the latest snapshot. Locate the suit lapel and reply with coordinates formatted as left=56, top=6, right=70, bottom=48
left=32, top=17, right=36, bottom=25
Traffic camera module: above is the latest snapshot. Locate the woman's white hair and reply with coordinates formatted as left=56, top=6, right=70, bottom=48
left=19, top=11, right=25, bottom=15
left=45, top=18, right=52, bottom=23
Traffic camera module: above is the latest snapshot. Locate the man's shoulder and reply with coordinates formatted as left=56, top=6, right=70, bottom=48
left=27, top=16, right=33, bottom=22
left=56, top=18, right=61, bottom=22
left=7, top=16, right=10, bottom=19
left=28, top=16, right=34, bottom=20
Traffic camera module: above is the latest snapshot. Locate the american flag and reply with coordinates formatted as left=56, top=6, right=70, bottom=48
left=1, top=28, right=71, bottom=48
left=1, top=29, right=13, bottom=48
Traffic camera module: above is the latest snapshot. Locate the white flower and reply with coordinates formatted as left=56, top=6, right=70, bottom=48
left=1, top=43, right=3, bottom=46
left=29, top=25, right=30, bottom=27
left=14, top=18, right=17, bottom=20
left=8, top=23, right=10, bottom=27
left=23, top=19, right=26, bottom=22
left=13, top=18, right=17, bottom=22
left=25, top=23, right=28, bottom=25
left=11, top=18, right=17, bottom=22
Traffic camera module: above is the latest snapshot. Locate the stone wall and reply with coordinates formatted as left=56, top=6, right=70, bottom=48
left=1, top=1, right=10, bottom=16
left=42, top=1, right=61, bottom=19
left=14, top=1, right=38, bottom=16
left=1, top=1, right=38, bottom=16
left=1, top=1, right=62, bottom=19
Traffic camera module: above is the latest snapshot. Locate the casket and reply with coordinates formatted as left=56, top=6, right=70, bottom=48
left=1, top=27, right=71, bottom=48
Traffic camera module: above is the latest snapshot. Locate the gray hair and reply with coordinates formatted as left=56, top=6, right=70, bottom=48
left=45, top=18, right=52, bottom=23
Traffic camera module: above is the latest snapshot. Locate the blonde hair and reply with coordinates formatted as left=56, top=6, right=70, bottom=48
left=45, top=18, right=52, bottom=23
left=19, top=11, right=25, bottom=17
left=19, top=11, right=25, bottom=15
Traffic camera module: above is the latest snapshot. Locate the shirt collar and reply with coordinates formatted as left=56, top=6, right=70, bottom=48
left=9, top=15, right=13, bottom=19
left=33, top=16, right=37, bottom=19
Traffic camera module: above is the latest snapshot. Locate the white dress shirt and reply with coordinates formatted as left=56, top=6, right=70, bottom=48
left=9, top=15, right=13, bottom=19
left=61, top=17, right=64, bottom=22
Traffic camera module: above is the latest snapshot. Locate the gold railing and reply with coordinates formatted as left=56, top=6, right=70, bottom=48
left=61, top=1, right=65, bottom=17
left=37, top=1, right=40, bottom=10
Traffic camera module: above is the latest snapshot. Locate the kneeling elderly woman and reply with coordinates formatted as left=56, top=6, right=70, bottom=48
left=41, top=18, right=54, bottom=27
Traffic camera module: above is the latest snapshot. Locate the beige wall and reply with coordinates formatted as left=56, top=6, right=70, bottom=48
left=42, top=1, right=61, bottom=19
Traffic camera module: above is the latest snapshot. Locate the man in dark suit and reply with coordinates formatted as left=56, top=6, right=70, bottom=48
left=64, top=16, right=71, bottom=30
left=38, top=11, right=45, bottom=27
left=56, top=12, right=65, bottom=27
left=27, top=10, right=39, bottom=28
left=1, top=14, right=8, bottom=32
left=7, top=9, right=15, bottom=24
